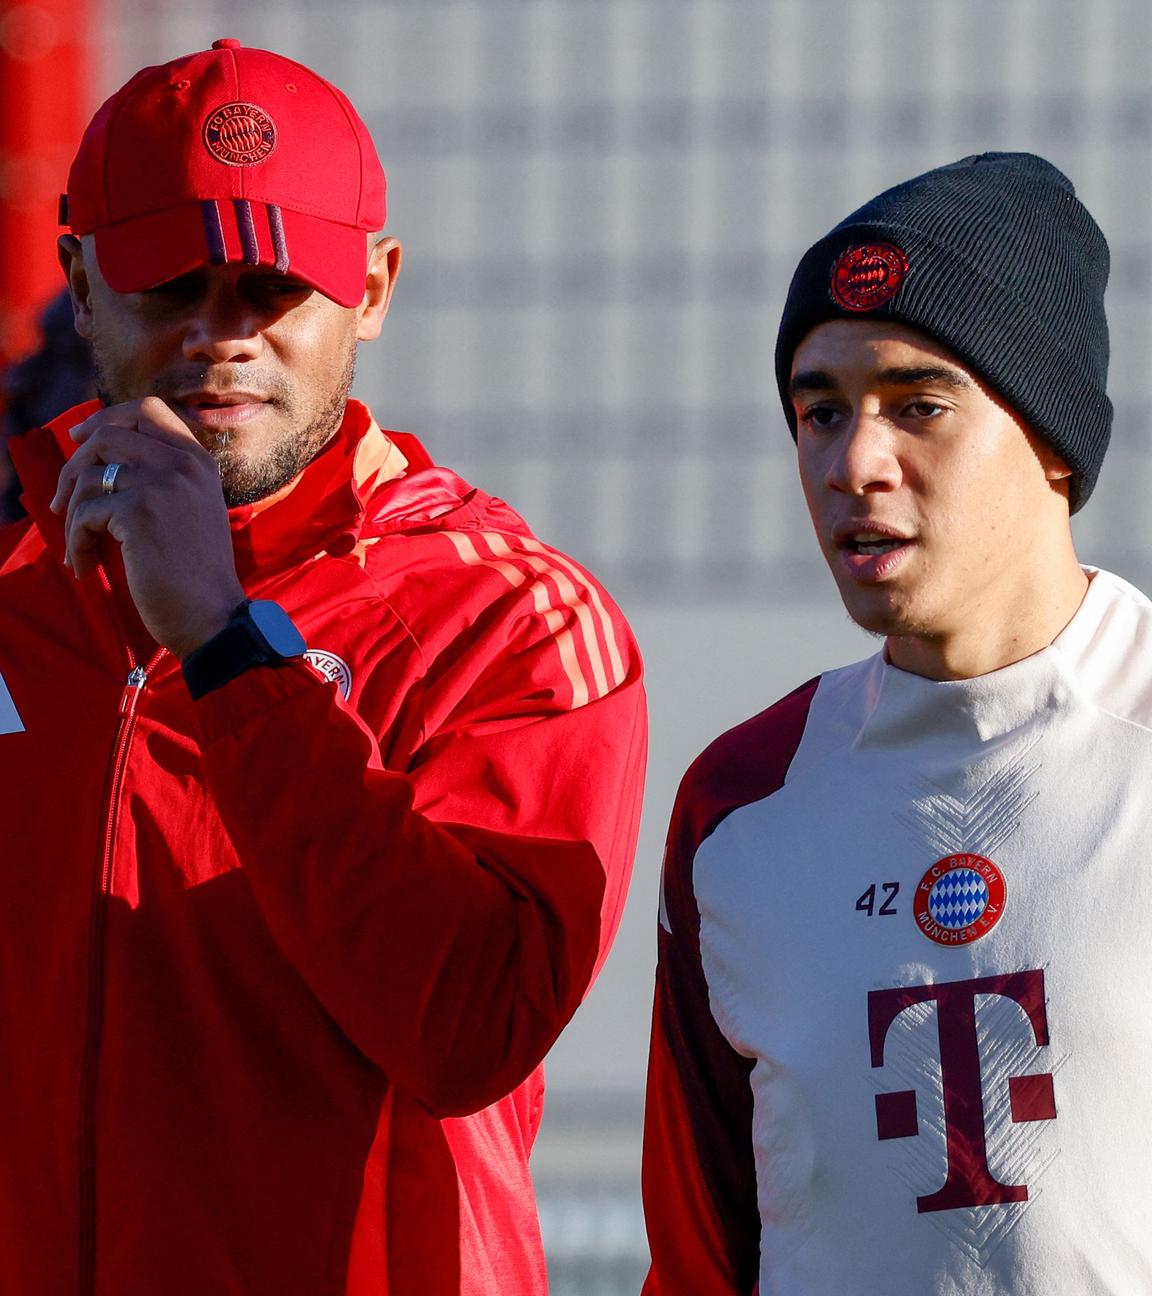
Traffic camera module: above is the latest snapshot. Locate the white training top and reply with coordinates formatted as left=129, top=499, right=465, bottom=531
left=693, top=567, right=1152, bottom=1295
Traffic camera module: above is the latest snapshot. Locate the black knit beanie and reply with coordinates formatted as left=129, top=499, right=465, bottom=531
left=775, top=152, right=1112, bottom=511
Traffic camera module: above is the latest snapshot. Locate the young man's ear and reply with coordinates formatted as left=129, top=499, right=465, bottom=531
left=1041, top=449, right=1074, bottom=483
left=1023, top=425, right=1074, bottom=484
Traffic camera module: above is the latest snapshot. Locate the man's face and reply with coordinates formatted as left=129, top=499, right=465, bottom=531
left=61, top=237, right=398, bottom=506
left=791, top=319, right=1071, bottom=645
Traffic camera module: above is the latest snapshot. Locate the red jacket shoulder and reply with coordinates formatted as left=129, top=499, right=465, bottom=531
left=357, top=485, right=639, bottom=715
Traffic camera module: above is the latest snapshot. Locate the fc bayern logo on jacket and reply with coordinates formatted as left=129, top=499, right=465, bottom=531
left=913, top=853, right=1006, bottom=946
left=305, top=650, right=352, bottom=701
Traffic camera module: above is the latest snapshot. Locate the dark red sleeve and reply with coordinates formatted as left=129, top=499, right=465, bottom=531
left=642, top=678, right=818, bottom=1295
left=193, top=602, right=645, bottom=1119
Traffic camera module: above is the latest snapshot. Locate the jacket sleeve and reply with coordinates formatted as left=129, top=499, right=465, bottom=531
left=641, top=770, right=761, bottom=1295
left=193, top=590, right=646, bottom=1119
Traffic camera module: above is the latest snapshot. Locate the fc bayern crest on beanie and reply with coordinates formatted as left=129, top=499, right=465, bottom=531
left=61, top=38, right=386, bottom=308
left=774, top=152, right=1112, bottom=511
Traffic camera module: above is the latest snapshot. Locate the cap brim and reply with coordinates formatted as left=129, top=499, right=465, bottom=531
left=90, top=199, right=372, bottom=308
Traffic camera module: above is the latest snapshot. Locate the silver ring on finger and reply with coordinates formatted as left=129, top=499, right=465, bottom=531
left=101, top=462, right=123, bottom=496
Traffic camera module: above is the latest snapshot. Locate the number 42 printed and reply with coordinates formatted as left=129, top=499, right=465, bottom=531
left=856, top=882, right=900, bottom=916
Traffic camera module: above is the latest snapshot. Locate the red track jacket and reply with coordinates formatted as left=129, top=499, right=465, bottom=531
left=0, top=399, right=646, bottom=1296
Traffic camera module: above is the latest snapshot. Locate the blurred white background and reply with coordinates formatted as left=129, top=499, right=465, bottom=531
left=89, top=2, right=1152, bottom=1288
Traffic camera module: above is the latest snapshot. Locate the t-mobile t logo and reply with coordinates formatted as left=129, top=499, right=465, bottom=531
left=868, top=970, right=1056, bottom=1214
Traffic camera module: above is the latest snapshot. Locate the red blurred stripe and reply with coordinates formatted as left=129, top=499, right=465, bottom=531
left=0, top=0, right=94, bottom=366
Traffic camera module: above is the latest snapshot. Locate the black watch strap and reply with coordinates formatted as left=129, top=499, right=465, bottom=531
left=182, top=600, right=306, bottom=701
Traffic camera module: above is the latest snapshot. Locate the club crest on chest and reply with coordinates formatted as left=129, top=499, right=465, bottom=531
left=913, top=853, right=1007, bottom=946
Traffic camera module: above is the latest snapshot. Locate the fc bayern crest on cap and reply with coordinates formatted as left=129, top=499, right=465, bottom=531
left=913, top=853, right=1006, bottom=946
left=830, top=242, right=908, bottom=312
left=203, top=102, right=277, bottom=166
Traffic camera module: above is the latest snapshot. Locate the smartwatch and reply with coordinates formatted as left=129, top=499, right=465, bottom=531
left=182, top=599, right=307, bottom=701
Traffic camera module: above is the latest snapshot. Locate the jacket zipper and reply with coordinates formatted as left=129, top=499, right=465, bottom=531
left=77, top=650, right=164, bottom=1295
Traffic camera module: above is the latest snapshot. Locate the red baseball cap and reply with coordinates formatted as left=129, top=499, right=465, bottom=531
left=62, top=38, right=386, bottom=307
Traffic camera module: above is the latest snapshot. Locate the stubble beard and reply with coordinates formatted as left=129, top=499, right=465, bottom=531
left=93, top=339, right=358, bottom=508
left=209, top=340, right=356, bottom=506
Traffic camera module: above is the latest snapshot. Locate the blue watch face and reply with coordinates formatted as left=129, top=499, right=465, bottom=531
left=247, top=600, right=307, bottom=658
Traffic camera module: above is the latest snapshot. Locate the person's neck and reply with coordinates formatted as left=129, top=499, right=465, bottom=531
left=886, top=552, right=1090, bottom=683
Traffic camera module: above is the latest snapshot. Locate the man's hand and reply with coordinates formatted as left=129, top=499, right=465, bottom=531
left=50, top=397, right=247, bottom=659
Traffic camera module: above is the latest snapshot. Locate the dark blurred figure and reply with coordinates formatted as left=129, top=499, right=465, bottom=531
left=0, top=290, right=96, bottom=522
